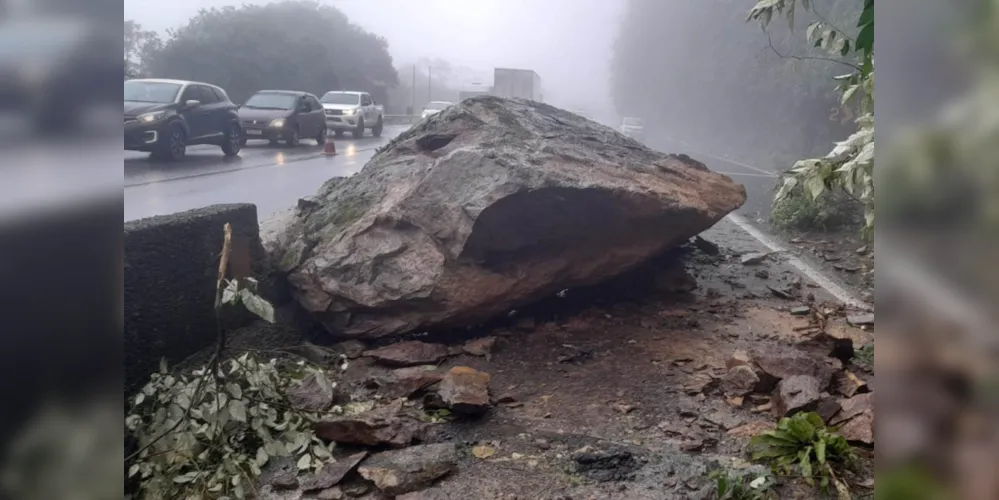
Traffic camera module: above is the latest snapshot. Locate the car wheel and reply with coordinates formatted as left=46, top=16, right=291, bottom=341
left=334, top=130, right=345, bottom=138
left=352, top=118, right=364, bottom=138
left=372, top=117, right=383, bottom=137
left=316, top=125, right=327, bottom=145
left=153, top=124, right=186, bottom=161
left=221, top=123, right=242, bottom=157
left=286, top=127, right=300, bottom=147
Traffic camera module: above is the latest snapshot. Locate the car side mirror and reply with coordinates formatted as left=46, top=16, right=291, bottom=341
left=184, top=99, right=201, bottom=108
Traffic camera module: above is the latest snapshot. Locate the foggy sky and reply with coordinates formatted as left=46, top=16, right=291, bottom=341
left=123, top=0, right=624, bottom=114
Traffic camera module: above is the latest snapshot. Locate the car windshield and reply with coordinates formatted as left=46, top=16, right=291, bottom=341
left=623, top=118, right=644, bottom=127
left=124, top=81, right=182, bottom=104
left=244, top=93, right=297, bottom=110
left=321, top=92, right=360, bottom=105
left=425, top=101, right=452, bottom=110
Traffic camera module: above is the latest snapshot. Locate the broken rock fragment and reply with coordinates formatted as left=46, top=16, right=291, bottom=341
left=358, top=443, right=458, bottom=496
left=272, top=96, right=746, bottom=339
left=286, top=373, right=337, bottom=412
left=314, top=400, right=424, bottom=448
left=722, top=365, right=760, bottom=397
left=377, top=366, right=444, bottom=399
left=831, top=370, right=868, bottom=398
left=847, top=313, right=875, bottom=327
left=772, top=375, right=822, bottom=417
left=301, top=452, right=368, bottom=492
left=831, top=392, right=874, bottom=445
left=740, top=252, right=772, bottom=265
left=755, top=350, right=839, bottom=392
left=462, top=336, right=497, bottom=357
left=726, top=349, right=752, bottom=369
left=365, top=341, right=450, bottom=367
left=438, top=366, right=491, bottom=415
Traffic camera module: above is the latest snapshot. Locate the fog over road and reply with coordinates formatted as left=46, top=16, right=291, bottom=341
left=123, top=125, right=407, bottom=222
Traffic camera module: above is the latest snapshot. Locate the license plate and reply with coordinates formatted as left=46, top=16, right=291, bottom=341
left=246, top=129, right=262, bottom=136
left=330, top=118, right=341, bottom=122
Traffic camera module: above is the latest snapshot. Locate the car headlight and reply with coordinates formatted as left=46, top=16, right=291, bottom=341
left=269, top=118, right=285, bottom=128
left=138, top=111, right=166, bottom=123
left=342, top=108, right=356, bottom=116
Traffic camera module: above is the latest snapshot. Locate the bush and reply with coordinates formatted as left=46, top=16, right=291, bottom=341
left=750, top=412, right=856, bottom=496
left=770, top=185, right=863, bottom=232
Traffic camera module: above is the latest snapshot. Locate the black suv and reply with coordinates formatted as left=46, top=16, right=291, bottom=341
left=238, top=90, right=327, bottom=147
left=124, top=79, right=243, bottom=161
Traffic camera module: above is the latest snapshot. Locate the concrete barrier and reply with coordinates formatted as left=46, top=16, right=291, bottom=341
left=124, top=204, right=266, bottom=392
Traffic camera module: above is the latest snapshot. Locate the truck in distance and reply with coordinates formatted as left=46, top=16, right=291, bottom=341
left=492, top=68, right=542, bottom=102
left=320, top=91, right=384, bottom=138
left=619, top=117, right=645, bottom=141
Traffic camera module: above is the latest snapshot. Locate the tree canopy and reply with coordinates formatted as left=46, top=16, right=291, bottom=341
left=611, top=0, right=861, bottom=165
left=137, top=1, right=398, bottom=105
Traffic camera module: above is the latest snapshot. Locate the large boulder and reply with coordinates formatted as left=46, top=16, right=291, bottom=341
left=271, top=96, right=746, bottom=338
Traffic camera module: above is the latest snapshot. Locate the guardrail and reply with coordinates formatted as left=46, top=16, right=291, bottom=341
left=384, top=115, right=420, bottom=126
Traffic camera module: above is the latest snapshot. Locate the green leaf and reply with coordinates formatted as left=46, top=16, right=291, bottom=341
left=173, top=472, right=198, bottom=483
left=856, top=23, right=874, bottom=55
left=159, top=357, right=169, bottom=374
left=858, top=2, right=874, bottom=27
left=806, top=22, right=820, bottom=43
left=716, top=474, right=729, bottom=497
left=805, top=173, right=826, bottom=200
left=841, top=85, right=859, bottom=106
left=805, top=412, right=825, bottom=429
left=839, top=38, right=851, bottom=57
left=296, top=453, right=312, bottom=470
left=822, top=28, right=837, bottom=51
left=128, top=464, right=141, bottom=477
left=815, top=438, right=827, bottom=464
left=799, top=447, right=814, bottom=484
left=239, top=289, right=276, bottom=323
left=774, top=176, right=798, bottom=201
left=229, top=399, right=248, bottom=423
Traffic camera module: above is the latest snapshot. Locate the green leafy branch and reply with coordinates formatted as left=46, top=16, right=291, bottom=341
left=750, top=0, right=876, bottom=238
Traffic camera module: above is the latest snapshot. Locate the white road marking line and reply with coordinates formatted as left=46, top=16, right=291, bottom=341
left=726, top=213, right=870, bottom=311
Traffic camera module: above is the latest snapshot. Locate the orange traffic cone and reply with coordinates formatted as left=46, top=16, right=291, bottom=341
left=323, top=139, right=336, bottom=156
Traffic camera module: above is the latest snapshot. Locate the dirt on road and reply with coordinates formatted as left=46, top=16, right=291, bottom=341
left=227, top=219, right=875, bottom=500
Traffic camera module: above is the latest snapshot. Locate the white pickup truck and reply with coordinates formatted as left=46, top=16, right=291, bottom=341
left=619, top=117, right=645, bottom=141
left=319, top=91, right=384, bottom=138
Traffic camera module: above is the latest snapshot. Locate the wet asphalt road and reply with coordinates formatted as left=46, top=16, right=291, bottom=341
left=646, top=135, right=779, bottom=221
left=123, top=126, right=407, bottom=222
left=124, top=124, right=777, bottom=224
